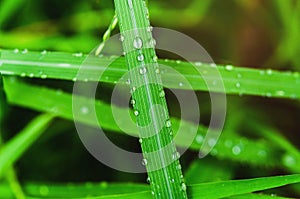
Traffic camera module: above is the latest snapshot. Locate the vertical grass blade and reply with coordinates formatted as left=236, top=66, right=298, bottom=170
left=114, top=0, right=187, bottom=198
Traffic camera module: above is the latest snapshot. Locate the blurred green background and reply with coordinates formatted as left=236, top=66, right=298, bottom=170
left=0, top=0, right=300, bottom=197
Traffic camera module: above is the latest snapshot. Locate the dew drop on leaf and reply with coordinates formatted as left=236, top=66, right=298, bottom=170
left=139, top=138, right=143, bottom=144
left=146, top=177, right=151, bottom=183
left=134, top=110, right=139, bottom=116
left=20, top=72, right=26, bottom=77
left=179, top=82, right=183, bottom=87
left=41, top=74, right=48, bottom=79
left=172, top=151, right=180, bottom=160
left=195, top=134, right=204, bottom=144
left=276, top=90, right=285, bottom=96
left=22, top=49, right=28, bottom=54
left=282, top=154, right=296, bottom=167
left=120, top=35, right=125, bottom=42
left=235, top=82, right=241, bottom=88
left=225, top=65, right=234, bottom=71
left=139, top=67, right=147, bottom=74
left=153, top=56, right=158, bottom=62
left=29, top=73, right=34, bottom=78
left=41, top=50, right=47, bottom=55
left=141, top=158, right=148, bottom=166
left=266, top=69, right=273, bottom=75
left=165, top=119, right=171, bottom=127
left=133, top=37, right=143, bottom=49
left=13, top=49, right=19, bottom=53
left=130, top=99, right=136, bottom=105
left=137, top=54, right=144, bottom=62
left=232, top=145, right=241, bottom=155
left=195, top=62, right=202, bottom=66
left=159, top=90, right=165, bottom=98
left=181, top=183, right=187, bottom=191
left=208, top=138, right=216, bottom=147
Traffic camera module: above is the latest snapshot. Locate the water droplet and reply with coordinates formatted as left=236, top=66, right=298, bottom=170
left=276, top=90, right=285, bottom=96
left=265, top=92, right=272, bottom=98
left=153, top=55, right=158, bottom=62
left=282, top=154, right=296, bottom=167
left=81, top=106, right=89, bottom=114
left=13, top=49, right=19, bottom=53
left=195, top=62, right=202, bottom=66
left=146, top=177, right=151, bottom=183
left=73, top=52, right=83, bottom=57
left=72, top=77, right=77, bottom=81
left=151, top=191, right=155, bottom=195
left=210, top=63, right=217, bottom=67
left=172, top=152, right=180, bottom=160
left=142, top=158, right=148, bottom=166
left=179, top=82, right=183, bottom=87
left=211, top=148, right=218, bottom=156
left=120, top=35, right=125, bottom=42
left=147, top=26, right=153, bottom=32
left=237, top=73, right=242, bottom=78
left=166, top=119, right=172, bottom=127
left=195, top=135, right=204, bottom=144
left=181, top=183, right=187, bottom=191
left=131, top=86, right=137, bottom=93
left=133, top=37, right=143, bottom=49
left=139, top=138, right=143, bottom=144
left=134, top=110, right=139, bottom=116
left=29, top=73, right=34, bottom=78
left=41, top=74, right=47, bottom=79
left=208, top=138, right=216, bottom=147
left=232, top=145, right=241, bottom=155
left=235, top=82, right=241, bottom=88
left=130, top=99, right=136, bottom=105
left=155, top=68, right=160, bottom=74
left=176, top=164, right=182, bottom=170
left=22, top=49, right=28, bottom=54
left=266, top=69, right=273, bottom=75
left=176, top=60, right=181, bottom=64
left=159, top=90, right=165, bottom=98
left=20, top=72, right=26, bottom=77
left=225, top=65, right=234, bottom=71
left=137, top=54, right=144, bottom=62
left=41, top=50, right=47, bottom=55
left=139, top=67, right=147, bottom=74
left=149, top=38, right=156, bottom=46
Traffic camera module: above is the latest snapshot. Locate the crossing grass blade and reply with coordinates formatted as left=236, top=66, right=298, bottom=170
left=0, top=113, right=54, bottom=179
left=1, top=174, right=300, bottom=199
left=0, top=49, right=299, bottom=99
left=2, top=78, right=288, bottom=170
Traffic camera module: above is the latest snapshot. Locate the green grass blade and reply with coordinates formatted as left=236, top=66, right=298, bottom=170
left=189, top=174, right=300, bottom=198
left=225, top=193, right=291, bottom=199
left=1, top=174, right=300, bottom=199
left=114, top=0, right=187, bottom=198
left=3, top=78, right=284, bottom=169
left=1, top=49, right=299, bottom=99
left=0, top=113, right=54, bottom=179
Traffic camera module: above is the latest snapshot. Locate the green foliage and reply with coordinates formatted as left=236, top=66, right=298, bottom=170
left=0, top=0, right=300, bottom=198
